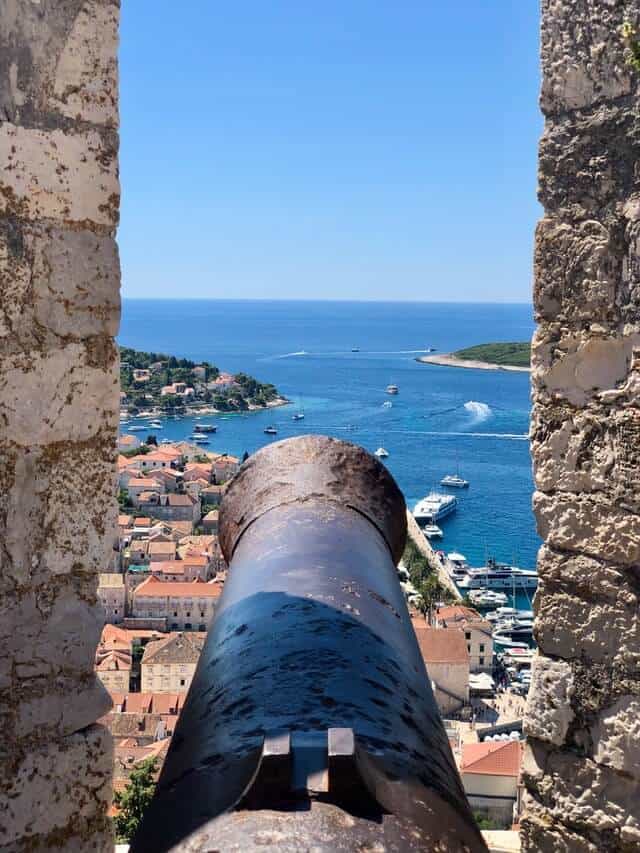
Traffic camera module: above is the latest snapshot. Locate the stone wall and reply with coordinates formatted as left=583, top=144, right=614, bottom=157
left=524, top=1, right=640, bottom=849
left=0, top=2, right=120, bottom=850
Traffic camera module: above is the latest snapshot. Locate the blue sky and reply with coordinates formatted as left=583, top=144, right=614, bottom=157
left=119, top=1, right=541, bottom=302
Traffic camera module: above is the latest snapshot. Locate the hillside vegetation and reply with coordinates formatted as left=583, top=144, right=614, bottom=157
left=453, top=341, right=531, bottom=368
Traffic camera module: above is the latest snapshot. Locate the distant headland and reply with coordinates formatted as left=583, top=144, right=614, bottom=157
left=417, top=342, right=531, bottom=373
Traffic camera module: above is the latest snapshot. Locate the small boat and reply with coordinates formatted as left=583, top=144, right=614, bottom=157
left=352, top=347, right=360, bottom=352
left=469, top=590, right=509, bottom=607
left=149, top=421, right=163, bottom=429
left=191, top=436, right=210, bottom=444
left=382, top=401, right=393, bottom=409
left=386, top=384, right=399, bottom=395
left=424, top=524, right=443, bottom=539
left=425, top=347, right=437, bottom=353
left=128, top=426, right=146, bottom=432
left=374, top=447, right=389, bottom=458
left=194, top=424, right=217, bottom=433
left=160, top=438, right=171, bottom=444
left=440, top=474, right=469, bottom=488
left=264, top=426, right=278, bottom=435
left=292, top=413, right=305, bottom=421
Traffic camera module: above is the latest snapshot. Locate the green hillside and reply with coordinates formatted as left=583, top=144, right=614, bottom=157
left=453, top=342, right=531, bottom=368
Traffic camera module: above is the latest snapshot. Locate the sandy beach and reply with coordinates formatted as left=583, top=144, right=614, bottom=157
left=416, top=354, right=531, bottom=373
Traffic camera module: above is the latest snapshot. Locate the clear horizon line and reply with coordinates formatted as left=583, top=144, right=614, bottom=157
left=121, top=296, right=534, bottom=306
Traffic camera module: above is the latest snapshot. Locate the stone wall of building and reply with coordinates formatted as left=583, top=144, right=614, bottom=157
left=0, top=2, right=120, bottom=850
left=524, top=1, right=640, bottom=849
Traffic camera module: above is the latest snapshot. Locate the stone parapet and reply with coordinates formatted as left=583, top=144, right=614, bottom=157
left=0, top=2, right=120, bottom=849
left=524, top=0, right=640, bottom=847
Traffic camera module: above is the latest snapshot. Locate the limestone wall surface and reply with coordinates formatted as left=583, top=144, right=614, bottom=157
left=524, top=1, right=640, bottom=850
left=0, top=2, right=120, bottom=850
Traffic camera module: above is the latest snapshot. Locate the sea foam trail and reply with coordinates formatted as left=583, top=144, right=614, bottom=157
left=464, top=400, right=492, bottom=421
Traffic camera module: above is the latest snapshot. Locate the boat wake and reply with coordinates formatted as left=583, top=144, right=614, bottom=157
left=274, top=350, right=309, bottom=359
left=464, top=400, right=492, bottom=422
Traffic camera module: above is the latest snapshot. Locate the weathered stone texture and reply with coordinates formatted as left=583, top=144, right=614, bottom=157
left=525, top=1, right=640, bottom=848
left=0, top=2, right=120, bottom=850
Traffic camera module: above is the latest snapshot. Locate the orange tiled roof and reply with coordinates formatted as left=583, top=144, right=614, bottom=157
left=413, top=626, right=469, bottom=665
left=461, top=740, right=522, bottom=777
left=134, top=577, right=223, bottom=598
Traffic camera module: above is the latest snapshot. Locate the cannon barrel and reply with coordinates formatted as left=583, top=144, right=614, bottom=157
left=131, top=436, right=486, bottom=851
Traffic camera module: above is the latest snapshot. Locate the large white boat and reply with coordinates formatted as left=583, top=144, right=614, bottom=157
left=440, top=474, right=469, bottom=488
left=424, top=524, right=443, bottom=539
left=456, top=559, right=538, bottom=591
left=468, top=589, right=508, bottom=607
left=413, top=492, right=457, bottom=523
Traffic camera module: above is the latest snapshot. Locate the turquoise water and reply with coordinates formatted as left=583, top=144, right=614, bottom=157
left=119, top=300, right=540, bottom=573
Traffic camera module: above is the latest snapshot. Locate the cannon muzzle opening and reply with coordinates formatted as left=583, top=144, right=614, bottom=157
left=131, top=435, right=487, bottom=851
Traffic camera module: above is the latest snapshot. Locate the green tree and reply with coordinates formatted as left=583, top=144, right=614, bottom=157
left=113, top=757, right=158, bottom=842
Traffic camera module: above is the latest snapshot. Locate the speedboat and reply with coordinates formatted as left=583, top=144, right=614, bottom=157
left=424, top=524, right=443, bottom=539
left=292, top=413, right=305, bottom=421
left=375, top=447, right=389, bottom=458
left=128, top=426, right=146, bottom=432
left=194, top=424, right=217, bottom=433
left=264, top=426, right=278, bottom=435
left=386, top=384, right=399, bottom=395
left=352, top=347, right=360, bottom=352
left=413, top=492, right=457, bottom=524
left=149, top=421, right=163, bottom=429
left=191, top=434, right=210, bottom=444
left=440, top=474, right=469, bottom=488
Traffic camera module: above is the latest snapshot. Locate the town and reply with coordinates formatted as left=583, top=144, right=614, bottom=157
left=101, top=435, right=527, bottom=841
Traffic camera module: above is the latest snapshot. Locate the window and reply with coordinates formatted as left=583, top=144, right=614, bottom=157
left=185, top=623, right=192, bottom=630
left=479, top=656, right=485, bottom=666
left=186, top=611, right=191, bottom=617
left=465, top=632, right=471, bottom=640
left=173, top=611, right=178, bottom=617
left=467, top=645, right=471, bottom=653
left=479, top=644, right=485, bottom=652
left=200, top=611, right=205, bottom=618
left=180, top=678, right=186, bottom=686
left=199, top=624, right=206, bottom=631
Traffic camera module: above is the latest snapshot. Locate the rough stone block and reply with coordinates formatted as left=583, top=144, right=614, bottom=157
left=13, top=675, right=112, bottom=743
left=0, top=342, right=118, bottom=447
left=49, top=0, right=119, bottom=127
left=0, top=220, right=120, bottom=348
left=532, top=326, right=640, bottom=407
left=589, top=694, right=640, bottom=781
left=534, top=491, right=640, bottom=566
left=539, top=103, right=640, bottom=221
left=520, top=794, right=600, bottom=852
left=0, top=725, right=112, bottom=848
left=0, top=586, right=105, bottom=681
left=533, top=217, right=620, bottom=325
left=0, top=124, right=119, bottom=227
left=1, top=438, right=118, bottom=588
left=540, top=0, right=638, bottom=114
left=522, top=739, right=640, bottom=840
left=524, top=655, right=575, bottom=746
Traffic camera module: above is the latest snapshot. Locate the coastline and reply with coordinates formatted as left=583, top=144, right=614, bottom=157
left=416, top=354, right=531, bottom=373
left=121, top=396, right=290, bottom=420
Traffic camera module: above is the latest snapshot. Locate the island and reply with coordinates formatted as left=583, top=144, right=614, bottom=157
left=120, top=346, right=288, bottom=415
left=417, top=341, right=531, bottom=373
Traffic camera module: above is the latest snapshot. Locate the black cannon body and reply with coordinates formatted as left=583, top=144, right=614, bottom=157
left=132, top=436, right=486, bottom=851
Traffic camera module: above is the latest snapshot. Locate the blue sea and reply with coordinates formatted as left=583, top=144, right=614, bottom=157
left=119, top=300, right=540, bottom=579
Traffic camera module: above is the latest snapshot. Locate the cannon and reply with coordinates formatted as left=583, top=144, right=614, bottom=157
left=131, top=436, right=487, bottom=851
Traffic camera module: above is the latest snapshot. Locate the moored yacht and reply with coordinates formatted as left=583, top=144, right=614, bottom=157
left=374, top=447, right=389, bottom=458
left=456, top=558, right=538, bottom=591
left=194, top=424, right=217, bottom=433
left=440, top=474, right=469, bottom=488
left=413, top=492, right=457, bottom=524
left=386, top=384, right=399, bottom=395
left=264, top=426, right=278, bottom=435
left=468, top=589, right=508, bottom=607
left=424, top=524, right=443, bottom=539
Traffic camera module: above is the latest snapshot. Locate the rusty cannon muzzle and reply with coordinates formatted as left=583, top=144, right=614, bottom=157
left=131, top=435, right=486, bottom=852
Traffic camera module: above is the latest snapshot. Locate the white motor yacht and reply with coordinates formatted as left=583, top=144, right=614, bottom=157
left=456, top=558, right=538, bottom=591
left=413, top=492, right=457, bottom=523
left=386, top=384, right=399, bottom=395
left=424, top=524, right=443, bottom=539
left=468, top=589, right=509, bottom=607
left=375, top=447, right=389, bottom=458
left=440, top=474, right=469, bottom=488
